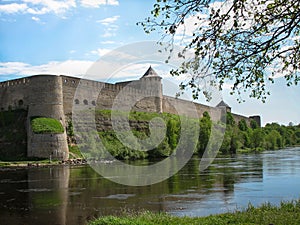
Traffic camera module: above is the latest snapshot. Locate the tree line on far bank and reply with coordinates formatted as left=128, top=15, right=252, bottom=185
left=213, top=112, right=300, bottom=155
left=67, top=110, right=300, bottom=160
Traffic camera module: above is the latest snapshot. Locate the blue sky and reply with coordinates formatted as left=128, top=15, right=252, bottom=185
left=0, top=0, right=299, bottom=126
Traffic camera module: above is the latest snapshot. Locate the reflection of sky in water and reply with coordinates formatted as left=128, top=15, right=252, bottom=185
left=169, top=148, right=300, bottom=217
left=0, top=148, right=300, bottom=224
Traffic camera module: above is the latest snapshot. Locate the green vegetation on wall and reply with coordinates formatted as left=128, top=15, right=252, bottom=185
left=0, top=109, right=27, bottom=160
left=31, top=117, right=64, bottom=134
left=68, top=110, right=300, bottom=160
left=76, top=110, right=183, bottom=160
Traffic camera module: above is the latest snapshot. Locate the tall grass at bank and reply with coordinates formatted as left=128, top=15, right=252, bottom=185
left=31, top=117, right=64, bottom=134
left=89, top=199, right=300, bottom=225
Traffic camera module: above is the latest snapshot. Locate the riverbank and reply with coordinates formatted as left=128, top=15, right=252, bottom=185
left=0, top=145, right=85, bottom=168
left=1, top=146, right=299, bottom=168
left=0, top=158, right=87, bottom=168
left=0, top=159, right=59, bottom=168
left=89, top=199, right=300, bottom=225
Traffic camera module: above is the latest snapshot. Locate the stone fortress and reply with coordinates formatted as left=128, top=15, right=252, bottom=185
left=0, top=66, right=260, bottom=160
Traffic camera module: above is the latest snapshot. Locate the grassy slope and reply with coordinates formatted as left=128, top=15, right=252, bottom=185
left=89, top=200, right=300, bottom=225
left=31, top=117, right=64, bottom=134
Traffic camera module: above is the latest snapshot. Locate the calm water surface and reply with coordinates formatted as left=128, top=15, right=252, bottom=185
left=0, top=147, right=300, bottom=225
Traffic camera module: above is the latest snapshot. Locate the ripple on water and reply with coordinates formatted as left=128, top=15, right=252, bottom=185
left=17, top=188, right=52, bottom=192
left=93, top=194, right=136, bottom=200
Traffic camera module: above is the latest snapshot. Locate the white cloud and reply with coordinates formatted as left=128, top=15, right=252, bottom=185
left=0, top=0, right=119, bottom=16
left=97, top=15, right=119, bottom=25
left=107, top=0, right=119, bottom=6
left=0, top=60, right=93, bottom=77
left=0, top=61, right=161, bottom=82
left=31, top=16, right=40, bottom=21
left=221, top=83, right=234, bottom=90
left=81, top=0, right=119, bottom=8
left=174, top=0, right=263, bottom=42
left=90, top=48, right=112, bottom=57
left=81, top=0, right=106, bottom=8
left=97, top=15, right=120, bottom=38
left=26, top=7, right=51, bottom=15
left=0, top=3, right=28, bottom=14
left=24, top=0, right=76, bottom=15
left=101, top=40, right=116, bottom=44
left=0, top=0, right=76, bottom=16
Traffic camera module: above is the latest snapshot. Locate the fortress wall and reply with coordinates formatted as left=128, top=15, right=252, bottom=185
left=27, top=75, right=68, bottom=160
left=0, top=77, right=30, bottom=111
left=194, top=102, right=214, bottom=118
left=91, top=81, right=161, bottom=113
left=162, top=96, right=259, bottom=125
left=0, top=73, right=261, bottom=160
left=134, top=97, right=161, bottom=113
left=62, top=76, right=80, bottom=115
left=28, top=75, right=65, bottom=120
left=231, top=113, right=261, bottom=127
left=249, top=115, right=261, bottom=127
left=28, top=133, right=68, bottom=159
left=97, top=87, right=119, bottom=110
left=231, top=113, right=251, bottom=125
left=163, top=96, right=197, bottom=117
left=62, top=76, right=107, bottom=115
left=97, top=86, right=160, bottom=113
left=163, top=96, right=214, bottom=118
left=62, top=77, right=161, bottom=114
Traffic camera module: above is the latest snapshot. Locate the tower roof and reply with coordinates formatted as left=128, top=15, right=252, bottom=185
left=142, top=66, right=160, bottom=78
left=216, top=100, right=231, bottom=108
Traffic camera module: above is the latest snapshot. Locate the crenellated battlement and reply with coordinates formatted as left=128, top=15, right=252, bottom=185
left=0, top=77, right=30, bottom=88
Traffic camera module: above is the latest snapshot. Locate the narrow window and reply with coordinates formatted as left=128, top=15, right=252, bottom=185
left=18, top=99, right=24, bottom=106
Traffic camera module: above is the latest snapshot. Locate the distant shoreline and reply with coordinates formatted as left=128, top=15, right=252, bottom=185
left=2, top=146, right=300, bottom=169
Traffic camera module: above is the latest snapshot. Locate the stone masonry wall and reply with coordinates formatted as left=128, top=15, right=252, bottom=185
left=0, top=74, right=260, bottom=160
left=163, top=96, right=224, bottom=122
left=0, top=77, right=30, bottom=111
left=62, top=76, right=162, bottom=114
left=27, top=75, right=68, bottom=160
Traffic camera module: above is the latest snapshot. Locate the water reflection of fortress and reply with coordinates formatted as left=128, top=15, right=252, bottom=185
left=0, top=67, right=260, bottom=159
left=0, top=156, right=263, bottom=224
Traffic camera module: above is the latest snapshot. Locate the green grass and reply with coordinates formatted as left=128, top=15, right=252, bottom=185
left=0, top=159, right=60, bottom=167
left=89, top=200, right=300, bottom=225
left=95, top=109, right=180, bottom=122
left=69, top=145, right=83, bottom=159
left=31, top=117, right=64, bottom=134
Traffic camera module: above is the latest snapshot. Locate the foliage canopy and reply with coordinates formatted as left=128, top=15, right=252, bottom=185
left=139, top=0, right=300, bottom=102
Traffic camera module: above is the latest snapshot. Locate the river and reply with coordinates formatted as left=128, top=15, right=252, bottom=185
left=0, top=147, right=300, bottom=225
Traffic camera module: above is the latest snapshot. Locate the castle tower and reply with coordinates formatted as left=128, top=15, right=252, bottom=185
left=27, top=75, right=68, bottom=160
left=216, top=100, right=231, bottom=113
left=249, top=115, right=261, bottom=127
left=139, top=66, right=163, bottom=113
